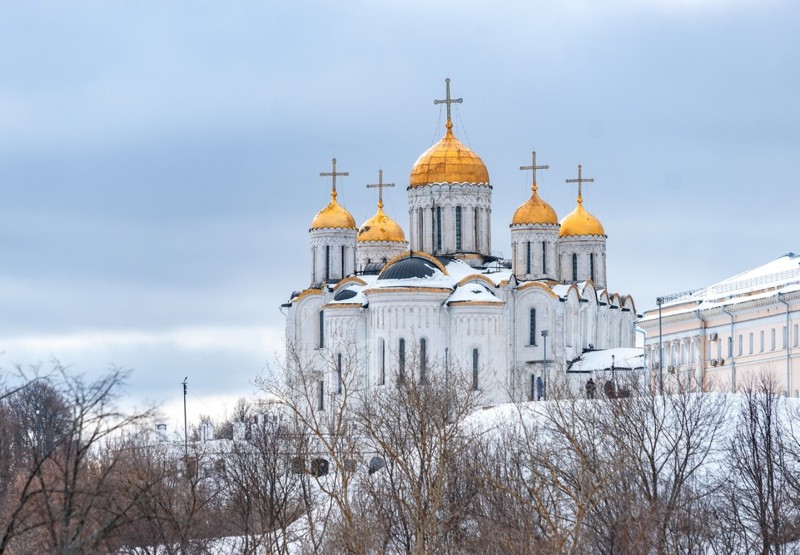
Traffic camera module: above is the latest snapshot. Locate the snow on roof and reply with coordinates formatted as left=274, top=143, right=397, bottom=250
left=447, top=283, right=503, bottom=305
left=568, top=347, right=644, bottom=372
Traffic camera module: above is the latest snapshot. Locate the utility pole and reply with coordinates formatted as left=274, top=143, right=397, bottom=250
left=182, top=377, right=188, bottom=457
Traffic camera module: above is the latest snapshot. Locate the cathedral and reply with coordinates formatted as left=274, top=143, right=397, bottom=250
left=283, top=80, right=637, bottom=407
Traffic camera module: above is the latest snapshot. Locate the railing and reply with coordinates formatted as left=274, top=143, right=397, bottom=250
left=660, top=267, right=800, bottom=306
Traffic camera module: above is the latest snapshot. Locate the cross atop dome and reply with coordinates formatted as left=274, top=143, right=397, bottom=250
left=520, top=150, right=549, bottom=193
left=433, top=78, right=463, bottom=129
left=366, top=169, right=395, bottom=209
left=565, top=163, right=595, bottom=204
left=320, top=157, right=349, bottom=197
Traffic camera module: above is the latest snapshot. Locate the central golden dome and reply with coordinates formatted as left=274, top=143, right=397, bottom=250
left=512, top=184, right=558, bottom=226
left=559, top=201, right=605, bottom=237
left=409, top=122, right=489, bottom=187
left=358, top=202, right=406, bottom=243
left=310, top=190, right=356, bottom=230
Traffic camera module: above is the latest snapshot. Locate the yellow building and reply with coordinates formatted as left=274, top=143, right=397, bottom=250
left=638, top=253, right=800, bottom=394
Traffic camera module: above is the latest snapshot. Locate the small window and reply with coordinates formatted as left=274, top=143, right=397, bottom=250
left=436, top=206, right=442, bottom=252
left=526, top=241, right=531, bottom=275
left=572, top=253, right=578, bottom=282
left=398, top=338, right=406, bottom=381
left=749, top=332, right=754, bottom=354
left=472, top=349, right=479, bottom=390
left=590, top=253, right=595, bottom=282
left=341, top=245, right=345, bottom=278
left=771, top=329, right=776, bottom=351
left=542, top=241, right=547, bottom=274
left=325, top=245, right=330, bottom=281
left=337, top=353, right=343, bottom=394
left=783, top=326, right=788, bottom=349
left=529, top=308, right=537, bottom=346
left=317, top=381, right=324, bottom=411
left=738, top=334, right=743, bottom=356
left=379, top=338, right=386, bottom=386
left=455, top=206, right=462, bottom=251
left=420, top=338, right=427, bottom=383
left=319, top=311, right=325, bottom=349
left=760, top=330, right=765, bottom=353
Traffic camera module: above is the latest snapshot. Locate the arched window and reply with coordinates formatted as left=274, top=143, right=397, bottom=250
left=378, top=338, right=386, bottom=385
left=318, top=310, right=324, bottom=348
left=529, top=309, right=537, bottom=346
left=325, top=245, right=331, bottom=281
left=420, top=338, right=427, bottom=383
left=341, top=245, right=345, bottom=277
left=572, top=253, right=578, bottom=282
left=436, top=207, right=442, bottom=251
left=455, top=206, right=462, bottom=250
left=336, top=353, right=343, bottom=394
left=542, top=241, right=547, bottom=274
left=526, top=241, right=531, bottom=274
left=398, top=338, right=406, bottom=382
left=472, top=349, right=479, bottom=390
left=590, top=253, right=595, bottom=282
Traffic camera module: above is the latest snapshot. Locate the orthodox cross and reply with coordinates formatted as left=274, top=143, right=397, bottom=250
left=366, top=169, right=395, bottom=209
left=320, top=157, right=349, bottom=195
left=519, top=150, right=549, bottom=192
left=433, top=78, right=463, bottom=125
left=565, top=164, right=594, bottom=204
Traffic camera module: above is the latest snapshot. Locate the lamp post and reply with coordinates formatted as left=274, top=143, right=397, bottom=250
left=657, top=297, right=664, bottom=395
left=541, top=330, right=549, bottom=400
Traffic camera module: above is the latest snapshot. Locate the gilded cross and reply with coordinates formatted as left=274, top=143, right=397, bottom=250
left=320, top=157, right=349, bottom=194
left=565, top=164, right=595, bottom=204
left=519, top=150, right=549, bottom=192
left=366, top=169, right=395, bottom=208
left=433, top=78, right=463, bottom=125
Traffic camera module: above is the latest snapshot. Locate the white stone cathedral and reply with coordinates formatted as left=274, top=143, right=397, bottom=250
left=284, top=81, right=637, bottom=407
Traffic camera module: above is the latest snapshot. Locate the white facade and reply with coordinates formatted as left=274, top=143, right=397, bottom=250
left=285, top=100, right=637, bottom=409
left=639, top=253, right=800, bottom=395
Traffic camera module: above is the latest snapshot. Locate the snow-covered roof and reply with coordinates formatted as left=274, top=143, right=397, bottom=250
left=568, top=347, right=645, bottom=372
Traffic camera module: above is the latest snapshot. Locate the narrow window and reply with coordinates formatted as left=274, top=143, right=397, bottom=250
left=526, top=241, right=531, bottom=275
left=749, top=332, right=754, bottom=354
left=418, top=209, right=424, bottom=249
left=398, top=338, right=406, bottom=382
left=455, top=206, right=462, bottom=250
left=542, top=241, right=547, bottom=274
left=318, top=311, right=324, bottom=348
left=590, top=253, right=595, bottom=282
left=738, top=334, right=743, bottom=356
left=529, top=308, right=537, bottom=346
left=728, top=336, right=733, bottom=358
left=474, top=207, right=479, bottom=251
left=783, top=326, right=788, bottom=349
left=341, top=245, right=345, bottom=278
left=795, top=324, right=799, bottom=347
left=317, top=381, right=324, bottom=411
left=472, top=349, right=479, bottom=390
left=760, top=330, right=765, bottom=352
left=431, top=206, right=436, bottom=251
left=420, top=338, right=427, bottom=383
left=336, top=353, right=343, bottom=394
left=771, top=329, right=776, bottom=351
left=572, top=253, right=578, bottom=282
left=379, top=338, right=386, bottom=385
left=325, top=246, right=330, bottom=281
left=436, top=206, right=442, bottom=251
left=529, top=374, right=536, bottom=401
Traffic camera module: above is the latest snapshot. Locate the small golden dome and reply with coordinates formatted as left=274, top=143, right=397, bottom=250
left=511, top=184, right=558, bottom=226
left=409, top=122, right=489, bottom=187
left=310, top=190, right=356, bottom=230
left=358, top=202, right=406, bottom=243
left=559, top=201, right=605, bottom=237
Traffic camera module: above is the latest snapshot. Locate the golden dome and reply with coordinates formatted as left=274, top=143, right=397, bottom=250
left=559, top=201, right=605, bottom=237
left=310, top=190, right=356, bottom=230
left=511, top=184, right=558, bottom=226
left=358, top=201, right=406, bottom=243
left=409, top=122, right=489, bottom=187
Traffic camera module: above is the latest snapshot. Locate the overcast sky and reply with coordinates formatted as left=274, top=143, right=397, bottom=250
left=1, top=0, right=798, bottom=428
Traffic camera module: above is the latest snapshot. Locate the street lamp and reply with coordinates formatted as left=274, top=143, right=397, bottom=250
left=541, top=330, right=549, bottom=400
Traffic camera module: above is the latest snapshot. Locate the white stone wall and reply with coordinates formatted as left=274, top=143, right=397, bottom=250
left=355, top=241, right=407, bottom=272
left=309, top=228, right=357, bottom=285
left=558, top=237, right=607, bottom=288
left=510, top=225, right=559, bottom=281
left=407, top=184, right=492, bottom=256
